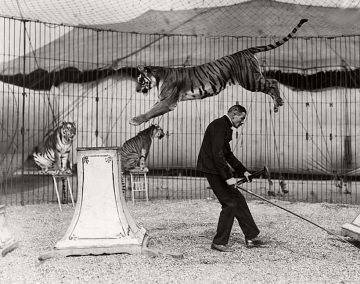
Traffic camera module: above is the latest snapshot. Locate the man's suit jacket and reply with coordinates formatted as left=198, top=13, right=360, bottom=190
left=197, top=115, right=247, bottom=180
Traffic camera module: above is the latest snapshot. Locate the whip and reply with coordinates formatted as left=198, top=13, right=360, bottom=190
left=237, top=166, right=359, bottom=249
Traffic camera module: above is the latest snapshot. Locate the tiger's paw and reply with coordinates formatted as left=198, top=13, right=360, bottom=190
left=57, top=168, right=72, bottom=175
left=129, top=115, right=147, bottom=126
left=52, top=169, right=61, bottom=175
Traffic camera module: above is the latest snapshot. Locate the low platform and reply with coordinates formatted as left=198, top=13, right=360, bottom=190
left=13, top=169, right=74, bottom=211
left=13, top=169, right=73, bottom=176
left=341, top=214, right=360, bottom=241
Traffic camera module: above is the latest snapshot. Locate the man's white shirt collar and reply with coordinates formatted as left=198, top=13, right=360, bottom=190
left=225, top=114, right=234, bottom=128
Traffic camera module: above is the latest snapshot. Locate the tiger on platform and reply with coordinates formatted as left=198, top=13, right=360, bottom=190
left=120, top=124, right=165, bottom=171
left=33, top=121, right=76, bottom=174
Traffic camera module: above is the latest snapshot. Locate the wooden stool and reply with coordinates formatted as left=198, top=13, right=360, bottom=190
left=51, top=173, right=75, bottom=211
left=129, top=168, right=149, bottom=205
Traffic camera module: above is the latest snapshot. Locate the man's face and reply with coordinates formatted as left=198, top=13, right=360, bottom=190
left=232, top=112, right=246, bottom=128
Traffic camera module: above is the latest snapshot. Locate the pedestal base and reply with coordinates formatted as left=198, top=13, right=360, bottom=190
left=39, top=235, right=183, bottom=260
left=39, top=236, right=150, bottom=260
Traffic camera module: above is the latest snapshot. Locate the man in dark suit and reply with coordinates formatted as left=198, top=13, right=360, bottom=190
left=197, top=104, right=264, bottom=252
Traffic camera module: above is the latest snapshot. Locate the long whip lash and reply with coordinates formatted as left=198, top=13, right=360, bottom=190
left=236, top=171, right=359, bottom=250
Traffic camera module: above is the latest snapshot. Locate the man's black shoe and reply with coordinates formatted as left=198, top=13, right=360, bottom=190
left=211, top=243, right=234, bottom=252
left=245, top=237, right=265, bottom=248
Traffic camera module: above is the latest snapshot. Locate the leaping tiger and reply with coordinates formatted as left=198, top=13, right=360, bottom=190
left=130, top=19, right=308, bottom=126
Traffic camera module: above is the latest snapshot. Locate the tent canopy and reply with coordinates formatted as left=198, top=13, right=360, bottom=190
left=0, top=0, right=359, bottom=89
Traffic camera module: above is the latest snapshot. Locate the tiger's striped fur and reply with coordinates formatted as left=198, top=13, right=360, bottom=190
left=120, top=124, right=165, bottom=171
left=130, top=19, right=308, bottom=126
left=33, top=121, right=76, bottom=173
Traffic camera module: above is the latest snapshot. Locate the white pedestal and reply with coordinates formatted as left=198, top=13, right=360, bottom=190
left=39, top=147, right=149, bottom=259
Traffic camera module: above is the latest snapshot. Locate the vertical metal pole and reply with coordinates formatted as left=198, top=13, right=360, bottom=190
left=21, top=20, right=27, bottom=206
left=95, top=30, right=99, bottom=147
left=1, top=18, right=5, bottom=205
left=342, top=58, right=352, bottom=168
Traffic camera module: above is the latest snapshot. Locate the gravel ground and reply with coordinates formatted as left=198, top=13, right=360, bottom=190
left=1, top=199, right=360, bottom=283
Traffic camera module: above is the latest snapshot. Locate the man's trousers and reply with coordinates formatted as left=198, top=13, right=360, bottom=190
left=205, top=173, right=260, bottom=245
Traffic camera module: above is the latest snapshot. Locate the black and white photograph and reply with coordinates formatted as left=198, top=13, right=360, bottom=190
left=1, top=0, right=360, bottom=283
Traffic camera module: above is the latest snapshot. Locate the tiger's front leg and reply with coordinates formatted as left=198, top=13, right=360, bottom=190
left=60, top=155, right=72, bottom=174
left=55, top=152, right=71, bottom=174
left=129, top=114, right=148, bottom=126
left=139, top=148, right=146, bottom=169
left=129, top=91, right=180, bottom=126
left=52, top=151, right=63, bottom=174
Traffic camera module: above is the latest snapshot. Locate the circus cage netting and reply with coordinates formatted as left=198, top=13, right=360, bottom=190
left=0, top=0, right=360, bottom=206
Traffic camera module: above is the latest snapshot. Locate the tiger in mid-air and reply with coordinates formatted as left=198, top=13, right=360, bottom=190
left=120, top=124, right=165, bottom=171
left=130, top=19, right=308, bottom=126
left=33, top=121, right=76, bottom=174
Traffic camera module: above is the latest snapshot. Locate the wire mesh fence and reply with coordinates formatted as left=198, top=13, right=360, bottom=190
left=0, top=15, right=359, bottom=206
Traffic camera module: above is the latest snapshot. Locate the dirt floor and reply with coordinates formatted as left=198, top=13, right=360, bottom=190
left=1, top=198, right=360, bottom=283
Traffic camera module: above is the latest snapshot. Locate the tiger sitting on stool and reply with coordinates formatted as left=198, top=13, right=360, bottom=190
left=120, top=124, right=165, bottom=190
left=120, top=124, right=165, bottom=171
left=33, top=121, right=76, bottom=174
left=130, top=19, right=308, bottom=126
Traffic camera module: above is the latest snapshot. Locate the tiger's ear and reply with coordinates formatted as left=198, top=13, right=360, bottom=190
left=138, top=65, right=145, bottom=73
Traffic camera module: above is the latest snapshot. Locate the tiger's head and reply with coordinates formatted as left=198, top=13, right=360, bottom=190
left=150, top=124, right=165, bottom=140
left=136, top=65, right=157, bottom=94
left=60, top=121, right=76, bottom=144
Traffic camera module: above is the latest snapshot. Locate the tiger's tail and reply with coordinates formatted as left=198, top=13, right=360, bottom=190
left=247, top=19, right=308, bottom=54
